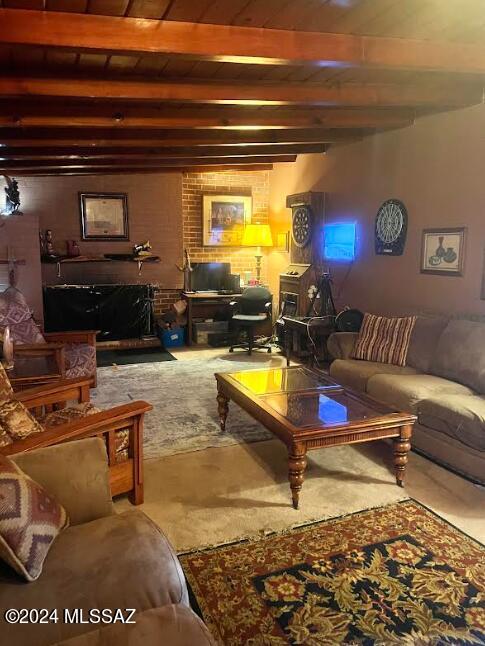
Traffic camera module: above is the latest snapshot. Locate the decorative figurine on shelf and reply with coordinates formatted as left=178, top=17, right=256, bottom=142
left=0, top=175, right=23, bottom=227
left=175, top=249, right=193, bottom=292
left=45, top=229, right=55, bottom=255
left=41, top=229, right=59, bottom=262
left=132, top=240, right=160, bottom=275
left=66, top=240, right=80, bottom=258
left=133, top=240, right=152, bottom=257
left=1, top=175, right=22, bottom=216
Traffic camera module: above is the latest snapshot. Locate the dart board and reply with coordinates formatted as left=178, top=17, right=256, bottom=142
left=292, top=205, right=313, bottom=248
left=375, top=199, right=408, bottom=255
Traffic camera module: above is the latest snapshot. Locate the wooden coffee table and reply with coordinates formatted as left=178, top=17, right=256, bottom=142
left=215, top=366, right=416, bottom=509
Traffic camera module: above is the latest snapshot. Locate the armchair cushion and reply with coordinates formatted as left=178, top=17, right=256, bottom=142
left=0, top=398, right=44, bottom=440
left=0, top=455, right=69, bottom=581
left=34, top=403, right=130, bottom=465
left=0, top=362, right=13, bottom=402
left=65, top=343, right=97, bottom=380
left=0, top=428, right=12, bottom=448
left=38, top=402, right=100, bottom=427
left=0, top=287, right=45, bottom=345
left=12, top=439, right=113, bottom=527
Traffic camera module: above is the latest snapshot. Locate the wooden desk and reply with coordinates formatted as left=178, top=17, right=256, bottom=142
left=182, top=292, right=241, bottom=346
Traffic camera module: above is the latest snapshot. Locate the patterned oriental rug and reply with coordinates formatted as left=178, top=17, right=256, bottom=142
left=180, top=500, right=485, bottom=645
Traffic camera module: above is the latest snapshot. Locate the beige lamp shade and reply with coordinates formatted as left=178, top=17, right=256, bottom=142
left=241, top=223, right=273, bottom=248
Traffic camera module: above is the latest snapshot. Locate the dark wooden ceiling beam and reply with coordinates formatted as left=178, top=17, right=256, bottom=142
left=1, top=9, right=485, bottom=74
left=7, top=164, right=275, bottom=176
left=0, top=77, right=479, bottom=107
left=0, top=127, right=365, bottom=146
left=0, top=154, right=297, bottom=170
left=0, top=105, right=415, bottom=129
left=0, top=143, right=327, bottom=159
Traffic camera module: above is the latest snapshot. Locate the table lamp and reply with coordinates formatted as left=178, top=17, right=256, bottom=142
left=241, top=223, right=273, bottom=284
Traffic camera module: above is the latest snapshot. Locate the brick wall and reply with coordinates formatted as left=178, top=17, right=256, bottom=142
left=153, top=288, right=183, bottom=317
left=182, top=169, right=270, bottom=285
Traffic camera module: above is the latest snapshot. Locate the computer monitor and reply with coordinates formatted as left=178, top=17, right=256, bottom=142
left=190, top=262, right=231, bottom=292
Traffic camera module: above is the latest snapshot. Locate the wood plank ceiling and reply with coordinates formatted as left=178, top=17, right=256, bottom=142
left=0, top=0, right=484, bottom=175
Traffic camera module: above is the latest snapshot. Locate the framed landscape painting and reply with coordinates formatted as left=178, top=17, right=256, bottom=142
left=202, top=194, right=252, bottom=246
left=420, top=227, right=466, bottom=276
left=80, top=192, right=129, bottom=241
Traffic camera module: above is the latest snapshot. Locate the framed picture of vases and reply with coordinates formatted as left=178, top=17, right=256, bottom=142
left=421, top=227, right=466, bottom=276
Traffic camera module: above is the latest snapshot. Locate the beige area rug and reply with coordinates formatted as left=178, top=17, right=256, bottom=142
left=116, top=440, right=410, bottom=552
left=115, top=439, right=485, bottom=552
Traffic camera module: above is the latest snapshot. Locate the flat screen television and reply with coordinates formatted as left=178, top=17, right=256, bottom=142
left=190, top=262, right=231, bottom=292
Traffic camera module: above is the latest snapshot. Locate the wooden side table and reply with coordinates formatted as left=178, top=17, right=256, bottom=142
left=282, top=315, right=335, bottom=367
left=6, top=355, right=63, bottom=390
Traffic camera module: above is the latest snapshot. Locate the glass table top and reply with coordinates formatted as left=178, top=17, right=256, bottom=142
left=226, top=367, right=388, bottom=429
left=262, top=390, right=384, bottom=428
left=228, top=367, right=337, bottom=395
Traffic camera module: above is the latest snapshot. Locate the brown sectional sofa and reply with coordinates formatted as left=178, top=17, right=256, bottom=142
left=328, top=316, right=485, bottom=485
left=0, top=438, right=216, bottom=646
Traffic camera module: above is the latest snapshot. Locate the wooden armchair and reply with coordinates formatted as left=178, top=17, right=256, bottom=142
left=0, top=287, right=98, bottom=388
left=12, top=330, right=99, bottom=387
left=0, top=377, right=152, bottom=505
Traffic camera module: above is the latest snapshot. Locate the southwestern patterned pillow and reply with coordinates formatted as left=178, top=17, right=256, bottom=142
left=0, top=362, right=13, bottom=403
left=352, top=313, right=416, bottom=367
left=0, top=399, right=44, bottom=441
left=0, top=455, right=69, bottom=581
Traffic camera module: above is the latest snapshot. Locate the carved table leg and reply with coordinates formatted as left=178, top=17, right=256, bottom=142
left=394, top=424, right=413, bottom=487
left=288, top=444, right=307, bottom=510
left=216, top=389, right=229, bottom=432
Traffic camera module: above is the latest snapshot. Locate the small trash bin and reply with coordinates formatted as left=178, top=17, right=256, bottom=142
left=159, top=327, right=185, bottom=348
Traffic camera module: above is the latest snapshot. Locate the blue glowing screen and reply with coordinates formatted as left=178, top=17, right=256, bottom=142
left=323, top=222, right=356, bottom=261
left=318, top=395, right=348, bottom=425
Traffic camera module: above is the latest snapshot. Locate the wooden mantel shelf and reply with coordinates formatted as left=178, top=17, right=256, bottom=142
left=41, top=257, right=160, bottom=265
left=42, top=255, right=161, bottom=278
left=0, top=259, right=25, bottom=265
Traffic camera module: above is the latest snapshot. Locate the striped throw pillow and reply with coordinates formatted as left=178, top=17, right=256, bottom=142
left=352, top=313, right=416, bottom=367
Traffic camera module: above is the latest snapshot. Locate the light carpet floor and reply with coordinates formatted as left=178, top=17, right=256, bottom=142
left=92, top=352, right=287, bottom=459
left=115, top=438, right=485, bottom=552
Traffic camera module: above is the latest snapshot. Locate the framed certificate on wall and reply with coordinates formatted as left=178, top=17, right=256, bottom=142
left=79, top=192, right=129, bottom=241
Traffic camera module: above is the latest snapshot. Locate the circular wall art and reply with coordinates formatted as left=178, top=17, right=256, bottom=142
left=375, top=198, right=408, bottom=255
left=292, top=205, right=313, bottom=248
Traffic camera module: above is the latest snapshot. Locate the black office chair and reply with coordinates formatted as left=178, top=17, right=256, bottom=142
left=229, top=286, right=272, bottom=355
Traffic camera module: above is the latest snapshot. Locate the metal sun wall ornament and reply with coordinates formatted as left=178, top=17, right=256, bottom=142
left=375, top=198, right=408, bottom=255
